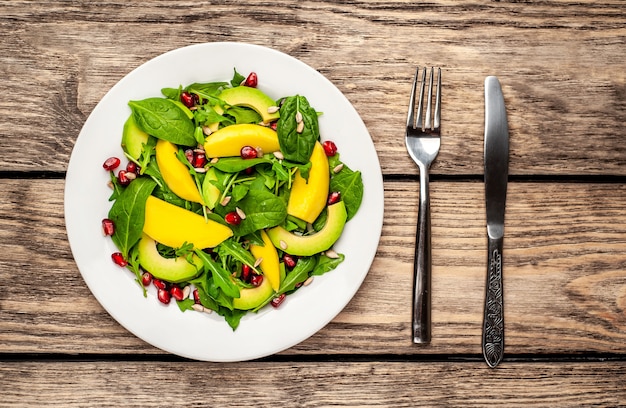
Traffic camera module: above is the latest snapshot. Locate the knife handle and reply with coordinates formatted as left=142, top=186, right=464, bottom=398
left=412, top=169, right=432, bottom=344
left=482, top=236, right=504, bottom=367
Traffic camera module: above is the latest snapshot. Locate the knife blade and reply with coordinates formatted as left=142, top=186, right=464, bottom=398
left=482, top=76, right=509, bottom=368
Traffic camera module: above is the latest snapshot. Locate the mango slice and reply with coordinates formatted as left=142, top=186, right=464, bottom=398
left=143, top=196, right=232, bottom=249
left=155, top=139, right=204, bottom=204
left=250, top=230, right=281, bottom=291
left=287, top=141, right=330, bottom=223
left=203, top=124, right=280, bottom=158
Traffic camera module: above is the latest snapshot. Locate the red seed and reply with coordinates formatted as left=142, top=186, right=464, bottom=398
left=244, top=72, right=258, bottom=88
left=153, top=279, right=167, bottom=290
left=193, top=289, right=201, bottom=304
left=180, top=91, right=196, bottom=108
left=327, top=191, right=341, bottom=205
left=118, top=170, right=131, bottom=186
left=250, top=274, right=263, bottom=287
left=102, top=218, right=115, bottom=236
left=271, top=293, right=286, bottom=308
left=241, top=264, right=252, bottom=282
left=322, top=140, right=338, bottom=157
left=225, top=211, right=242, bottom=225
left=126, top=161, right=139, bottom=174
left=157, top=288, right=171, bottom=304
left=184, top=149, right=194, bottom=164
left=240, top=145, right=258, bottom=160
left=283, top=254, right=297, bottom=269
left=170, top=285, right=185, bottom=301
left=111, top=252, right=127, bottom=267
left=141, top=271, right=152, bottom=286
left=270, top=121, right=278, bottom=131
left=103, top=157, right=121, bottom=171
left=193, top=152, right=207, bottom=168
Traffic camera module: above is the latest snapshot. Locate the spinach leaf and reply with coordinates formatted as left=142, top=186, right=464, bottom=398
left=278, top=256, right=316, bottom=294
left=108, top=177, right=157, bottom=257
left=211, top=157, right=272, bottom=173
left=128, top=98, right=196, bottom=146
left=230, top=69, right=245, bottom=87
left=330, top=161, right=364, bottom=221
left=230, top=188, right=287, bottom=236
left=276, top=95, right=319, bottom=164
left=225, top=105, right=262, bottom=124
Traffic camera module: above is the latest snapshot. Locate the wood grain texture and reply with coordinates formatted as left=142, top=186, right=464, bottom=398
left=2, top=179, right=626, bottom=356
left=0, top=1, right=624, bottom=175
left=1, top=361, right=625, bottom=407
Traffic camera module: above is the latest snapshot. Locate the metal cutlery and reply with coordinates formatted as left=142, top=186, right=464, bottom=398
left=482, top=76, right=509, bottom=367
left=405, top=67, right=441, bottom=344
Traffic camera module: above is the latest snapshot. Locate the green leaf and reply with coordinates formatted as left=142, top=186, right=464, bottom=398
left=312, top=253, right=345, bottom=276
left=211, top=157, right=272, bottom=173
left=195, top=249, right=240, bottom=299
left=231, top=189, right=287, bottom=236
left=278, top=256, right=316, bottom=294
left=276, top=95, right=319, bottom=164
left=330, top=160, right=364, bottom=221
left=108, top=177, right=157, bottom=257
left=129, top=98, right=196, bottom=146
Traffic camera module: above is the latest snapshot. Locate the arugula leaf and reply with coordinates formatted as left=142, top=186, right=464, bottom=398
left=230, top=68, right=245, bottom=87
left=195, top=249, right=240, bottom=299
left=278, top=256, right=316, bottom=294
left=312, top=253, right=345, bottom=276
left=128, top=98, right=196, bottom=146
left=276, top=95, right=319, bottom=164
left=108, top=177, right=157, bottom=257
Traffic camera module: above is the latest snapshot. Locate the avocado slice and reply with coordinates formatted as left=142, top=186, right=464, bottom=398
left=233, top=276, right=275, bottom=310
left=218, top=86, right=280, bottom=123
left=137, top=233, right=203, bottom=283
left=267, top=201, right=348, bottom=256
left=121, top=115, right=153, bottom=160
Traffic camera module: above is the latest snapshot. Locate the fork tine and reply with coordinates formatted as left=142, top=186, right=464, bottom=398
left=406, top=68, right=419, bottom=128
left=434, top=67, right=441, bottom=131
left=425, top=67, right=434, bottom=130
left=416, top=67, right=426, bottom=130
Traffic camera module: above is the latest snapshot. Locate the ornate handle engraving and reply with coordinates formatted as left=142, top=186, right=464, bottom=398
left=482, top=241, right=504, bottom=368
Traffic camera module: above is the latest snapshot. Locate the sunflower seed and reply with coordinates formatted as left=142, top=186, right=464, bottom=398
left=279, top=240, right=288, bottom=250
left=202, top=126, right=213, bottom=136
left=254, top=257, right=263, bottom=268
left=296, top=121, right=304, bottom=134
left=267, top=106, right=279, bottom=114
left=236, top=207, right=247, bottom=220
left=295, top=111, right=303, bottom=123
left=273, top=151, right=284, bottom=160
left=325, top=249, right=340, bottom=259
left=220, top=196, right=231, bottom=206
left=333, top=163, right=344, bottom=174
left=303, top=276, right=314, bottom=286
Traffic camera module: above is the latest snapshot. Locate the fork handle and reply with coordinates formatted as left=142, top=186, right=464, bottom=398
left=412, top=167, right=432, bottom=344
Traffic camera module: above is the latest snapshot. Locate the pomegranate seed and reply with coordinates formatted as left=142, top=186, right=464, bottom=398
left=141, top=271, right=153, bottom=286
left=271, top=293, right=286, bottom=308
left=250, top=274, right=263, bottom=287
left=180, top=91, right=196, bottom=108
left=103, top=157, right=121, bottom=171
left=157, top=288, right=171, bottom=304
left=322, top=140, right=338, bottom=157
left=118, top=170, right=131, bottom=186
left=240, top=145, right=258, bottom=160
left=244, top=72, right=258, bottom=88
left=193, top=289, right=201, bottom=304
left=241, top=264, right=252, bottom=282
left=153, top=279, right=167, bottom=290
left=184, top=149, right=194, bottom=164
left=225, top=211, right=242, bottom=225
left=111, top=252, right=127, bottom=267
left=170, top=285, right=185, bottom=301
left=126, top=161, right=139, bottom=174
left=269, top=121, right=278, bottom=131
left=328, top=191, right=341, bottom=205
left=283, top=254, right=297, bottom=269
left=192, top=152, right=207, bottom=168
left=101, top=218, right=115, bottom=236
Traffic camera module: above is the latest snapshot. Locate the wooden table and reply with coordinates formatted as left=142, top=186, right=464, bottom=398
left=1, top=1, right=625, bottom=406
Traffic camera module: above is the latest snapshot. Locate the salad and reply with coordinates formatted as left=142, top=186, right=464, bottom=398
left=101, top=69, right=363, bottom=330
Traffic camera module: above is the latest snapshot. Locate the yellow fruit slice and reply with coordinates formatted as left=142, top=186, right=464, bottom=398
left=155, top=139, right=204, bottom=204
left=203, top=124, right=280, bottom=158
left=250, top=230, right=281, bottom=291
left=143, top=196, right=232, bottom=249
left=287, top=141, right=330, bottom=223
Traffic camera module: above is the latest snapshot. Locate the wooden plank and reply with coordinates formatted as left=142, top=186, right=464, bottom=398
left=1, top=360, right=625, bottom=407
left=1, top=179, right=626, bottom=356
left=0, top=2, right=624, bottom=175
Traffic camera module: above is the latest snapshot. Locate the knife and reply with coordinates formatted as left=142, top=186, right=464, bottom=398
left=482, top=76, right=509, bottom=368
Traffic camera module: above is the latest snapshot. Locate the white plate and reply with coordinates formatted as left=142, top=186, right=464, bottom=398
left=65, top=42, right=383, bottom=361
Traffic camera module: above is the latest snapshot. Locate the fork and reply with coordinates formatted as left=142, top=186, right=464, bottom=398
left=405, top=67, right=441, bottom=344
